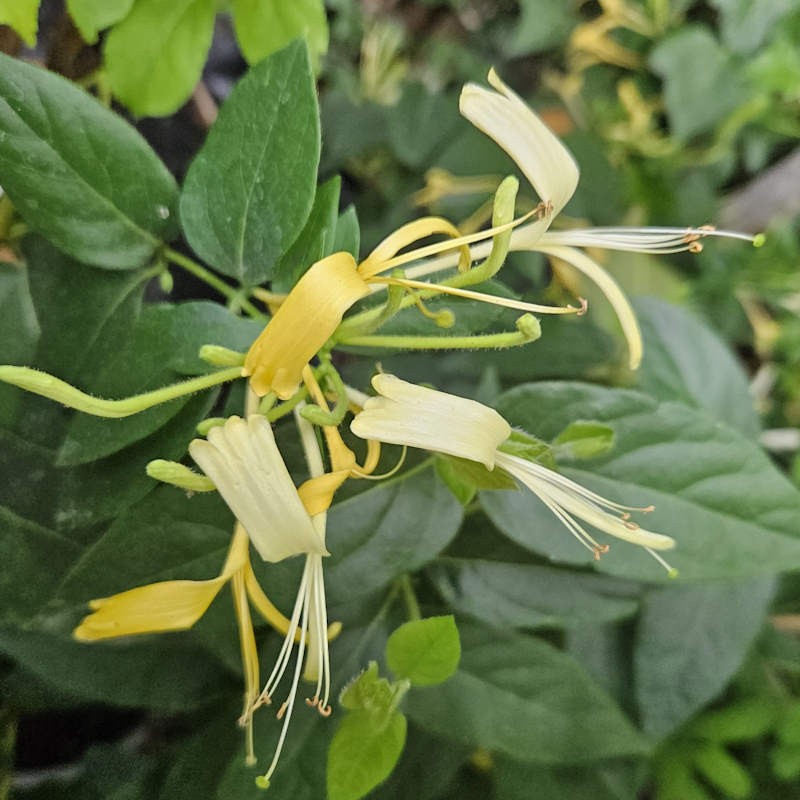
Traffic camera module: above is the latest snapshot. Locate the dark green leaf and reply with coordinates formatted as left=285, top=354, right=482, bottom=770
left=635, top=578, right=774, bottom=738
left=436, top=560, right=640, bottom=630
left=57, top=301, right=256, bottom=466
left=0, top=54, right=178, bottom=268
left=385, top=616, right=460, bottom=686
left=324, top=465, right=463, bottom=604
left=104, top=0, right=217, bottom=117
left=437, top=455, right=517, bottom=492
left=0, top=261, right=39, bottom=426
left=333, top=206, right=360, bottom=259
left=503, top=0, right=577, bottom=57
left=66, top=0, right=134, bottom=43
left=327, top=710, right=407, bottom=800
left=434, top=457, right=477, bottom=506
left=180, top=40, right=320, bottom=284
left=709, top=0, right=794, bottom=54
left=494, top=756, right=646, bottom=800
left=635, top=297, right=760, bottom=438
left=649, top=26, right=751, bottom=140
left=271, top=175, right=340, bottom=291
left=231, top=0, right=329, bottom=69
left=405, top=622, right=647, bottom=763
left=484, top=383, right=800, bottom=581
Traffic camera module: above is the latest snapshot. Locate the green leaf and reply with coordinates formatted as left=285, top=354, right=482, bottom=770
left=503, top=0, right=577, bottom=57
left=709, top=0, right=794, bottom=54
left=340, top=661, right=408, bottom=719
left=0, top=627, right=232, bottom=710
left=649, top=26, right=751, bottom=140
left=635, top=298, right=760, bottom=438
left=324, top=465, right=463, bottom=604
left=66, top=0, right=134, bottom=43
left=0, top=261, right=39, bottom=426
left=771, top=743, right=800, bottom=781
left=327, top=710, right=407, bottom=800
left=271, top=175, right=340, bottom=292
left=56, top=302, right=258, bottom=466
left=434, top=457, right=477, bottom=506
left=180, top=40, right=320, bottom=284
left=231, top=0, right=329, bottom=69
left=405, top=622, right=647, bottom=763
left=635, top=579, right=774, bottom=739
left=333, top=205, right=360, bottom=259
left=483, top=383, right=800, bottom=581
left=693, top=698, right=779, bottom=743
left=438, top=455, right=517, bottom=493
left=436, top=560, right=639, bottom=630
left=104, top=0, right=217, bottom=117
left=385, top=616, right=461, bottom=686
left=494, top=756, right=646, bottom=800
left=0, top=0, right=39, bottom=45
left=552, top=420, right=615, bottom=460
left=0, top=54, right=178, bottom=268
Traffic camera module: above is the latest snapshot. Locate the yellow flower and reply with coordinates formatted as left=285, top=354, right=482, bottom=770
left=408, top=69, right=760, bottom=369
left=351, top=374, right=675, bottom=572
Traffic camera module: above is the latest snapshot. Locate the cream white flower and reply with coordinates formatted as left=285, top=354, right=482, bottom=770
left=410, top=69, right=759, bottom=369
left=189, top=415, right=335, bottom=788
left=350, top=373, right=511, bottom=469
left=350, top=374, right=675, bottom=572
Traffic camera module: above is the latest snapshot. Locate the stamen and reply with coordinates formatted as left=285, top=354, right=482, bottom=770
left=318, top=704, right=333, bottom=717
left=276, top=702, right=288, bottom=720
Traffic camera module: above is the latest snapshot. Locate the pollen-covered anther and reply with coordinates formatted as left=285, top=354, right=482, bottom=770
left=592, top=544, right=611, bottom=560
left=624, top=520, right=640, bottom=531
left=318, top=704, right=333, bottom=718
left=688, top=241, right=703, bottom=253
left=306, top=696, right=319, bottom=708
left=276, top=701, right=289, bottom=720
left=534, top=199, right=554, bottom=219
left=576, top=297, right=589, bottom=316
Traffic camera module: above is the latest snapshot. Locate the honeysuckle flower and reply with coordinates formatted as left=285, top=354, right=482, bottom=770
left=74, top=522, right=286, bottom=765
left=243, top=200, right=584, bottom=400
left=189, top=414, right=342, bottom=788
left=351, top=374, right=676, bottom=572
left=406, top=69, right=761, bottom=369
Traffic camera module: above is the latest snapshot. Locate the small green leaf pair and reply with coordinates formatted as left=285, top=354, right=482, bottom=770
left=327, top=616, right=461, bottom=800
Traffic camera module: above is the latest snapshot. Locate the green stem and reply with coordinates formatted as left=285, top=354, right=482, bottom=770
left=398, top=575, right=421, bottom=621
left=0, top=365, right=243, bottom=418
left=164, top=247, right=265, bottom=320
left=338, top=313, right=541, bottom=351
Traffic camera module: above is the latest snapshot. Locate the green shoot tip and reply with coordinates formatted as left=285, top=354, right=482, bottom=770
left=752, top=233, right=766, bottom=248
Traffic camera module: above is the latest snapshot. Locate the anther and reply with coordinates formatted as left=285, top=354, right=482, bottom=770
left=276, top=702, right=288, bottom=720
left=688, top=241, right=703, bottom=253
left=306, top=696, right=318, bottom=708
left=534, top=200, right=554, bottom=219
left=318, top=704, right=333, bottom=717
left=576, top=297, right=589, bottom=316
left=624, top=520, right=640, bottom=530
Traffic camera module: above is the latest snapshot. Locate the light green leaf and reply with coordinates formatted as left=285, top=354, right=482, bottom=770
left=635, top=578, right=774, bottom=738
left=437, top=455, right=517, bottom=493
left=333, top=205, right=360, bottom=259
left=66, top=0, right=134, bottom=43
left=692, top=742, right=752, bottom=799
left=231, top=0, right=329, bottom=69
left=434, top=457, right=477, bottom=506
left=649, top=26, right=751, bottom=140
left=635, top=297, right=760, bottom=438
left=327, top=710, right=407, bottom=800
left=386, top=616, right=461, bottom=686
left=324, top=465, right=463, bottom=604
left=104, top=0, right=217, bottom=117
left=0, top=0, right=39, bottom=45
left=180, top=40, right=320, bottom=284
left=271, top=175, right=340, bottom=291
left=0, top=54, right=178, bottom=268
left=552, top=420, right=615, bottom=460
left=483, top=383, right=800, bottom=581
left=504, top=0, right=577, bottom=57
left=340, top=661, right=408, bottom=719
left=405, top=622, right=647, bottom=763
left=437, top=560, right=639, bottom=630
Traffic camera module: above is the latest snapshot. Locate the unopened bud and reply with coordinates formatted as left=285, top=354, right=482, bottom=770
left=146, top=459, right=215, bottom=492
left=199, top=344, right=246, bottom=367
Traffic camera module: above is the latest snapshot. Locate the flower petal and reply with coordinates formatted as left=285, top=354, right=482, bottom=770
left=460, top=69, right=579, bottom=220
left=73, top=575, right=228, bottom=640
left=243, top=253, right=369, bottom=399
left=350, top=374, right=511, bottom=469
left=189, top=415, right=327, bottom=562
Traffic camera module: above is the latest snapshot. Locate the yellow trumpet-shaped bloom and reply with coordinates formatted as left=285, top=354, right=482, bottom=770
left=243, top=253, right=370, bottom=399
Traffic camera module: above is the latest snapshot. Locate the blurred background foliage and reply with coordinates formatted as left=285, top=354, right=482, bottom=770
left=1, top=1, right=800, bottom=798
